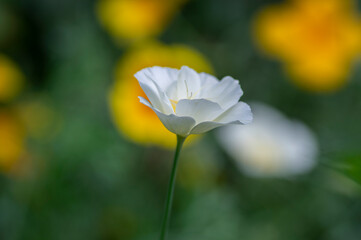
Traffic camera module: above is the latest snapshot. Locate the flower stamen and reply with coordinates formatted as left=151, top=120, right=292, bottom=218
left=183, top=79, right=194, bottom=99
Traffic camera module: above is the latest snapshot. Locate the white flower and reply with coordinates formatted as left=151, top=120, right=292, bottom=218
left=134, top=66, right=253, bottom=137
left=217, top=103, right=318, bottom=177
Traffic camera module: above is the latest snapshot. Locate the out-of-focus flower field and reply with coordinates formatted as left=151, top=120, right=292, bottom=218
left=1, top=0, right=361, bottom=239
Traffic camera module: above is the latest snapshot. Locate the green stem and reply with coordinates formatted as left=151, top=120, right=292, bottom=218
left=159, top=135, right=186, bottom=240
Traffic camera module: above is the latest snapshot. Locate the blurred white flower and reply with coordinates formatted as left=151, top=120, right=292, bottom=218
left=217, top=103, right=318, bottom=177
left=134, top=66, right=252, bottom=137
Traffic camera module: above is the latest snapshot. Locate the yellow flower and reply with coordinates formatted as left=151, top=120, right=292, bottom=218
left=109, top=41, right=213, bottom=148
left=97, top=0, right=187, bottom=42
left=0, top=110, right=25, bottom=172
left=0, top=55, right=24, bottom=101
left=254, top=0, right=361, bottom=92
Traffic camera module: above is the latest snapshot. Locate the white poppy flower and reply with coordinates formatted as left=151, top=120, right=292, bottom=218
left=217, top=103, right=318, bottom=177
left=134, top=66, right=253, bottom=137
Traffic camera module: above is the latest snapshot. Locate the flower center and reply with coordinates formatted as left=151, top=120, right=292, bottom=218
left=170, top=99, right=178, bottom=112
left=303, top=17, right=340, bottom=49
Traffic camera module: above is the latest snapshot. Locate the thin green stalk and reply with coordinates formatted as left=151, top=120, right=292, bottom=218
left=159, top=135, right=186, bottom=240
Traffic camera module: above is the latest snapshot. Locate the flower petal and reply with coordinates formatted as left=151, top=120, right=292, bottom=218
left=215, top=101, right=253, bottom=124
left=200, top=76, right=243, bottom=110
left=145, top=66, right=179, bottom=91
left=176, top=99, right=224, bottom=124
left=189, top=121, right=231, bottom=135
left=139, top=97, right=196, bottom=136
left=177, top=66, right=201, bottom=100
left=189, top=102, right=252, bottom=134
left=199, top=72, right=219, bottom=86
left=135, top=70, right=174, bottom=114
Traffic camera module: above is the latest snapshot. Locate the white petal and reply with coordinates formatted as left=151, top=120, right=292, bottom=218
left=135, top=71, right=174, bottom=114
left=215, top=101, right=253, bottom=124
left=190, top=121, right=236, bottom=135
left=139, top=97, right=196, bottom=136
left=200, top=76, right=243, bottom=110
left=199, top=72, right=219, bottom=85
left=146, top=66, right=179, bottom=91
left=165, top=81, right=178, bottom=101
left=176, top=99, right=224, bottom=124
left=177, top=66, right=201, bottom=100
left=189, top=102, right=252, bottom=134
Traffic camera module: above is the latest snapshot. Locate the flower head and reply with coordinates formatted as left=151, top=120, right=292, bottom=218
left=97, top=0, right=187, bottom=42
left=254, top=0, right=361, bottom=92
left=217, top=103, right=318, bottom=178
left=0, top=55, right=24, bottom=102
left=135, top=66, right=253, bottom=137
left=0, top=110, right=25, bottom=172
left=109, top=42, right=213, bottom=148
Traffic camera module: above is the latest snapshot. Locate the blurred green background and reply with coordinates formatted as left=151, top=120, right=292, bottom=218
left=1, top=0, right=361, bottom=239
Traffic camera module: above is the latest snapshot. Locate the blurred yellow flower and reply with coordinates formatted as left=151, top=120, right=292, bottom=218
left=254, top=0, right=361, bottom=92
left=0, top=111, right=25, bottom=172
left=109, top=41, right=213, bottom=148
left=97, top=0, right=187, bottom=42
left=0, top=55, right=24, bottom=101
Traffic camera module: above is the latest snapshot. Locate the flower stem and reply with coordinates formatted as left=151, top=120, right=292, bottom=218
left=159, top=135, right=186, bottom=240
